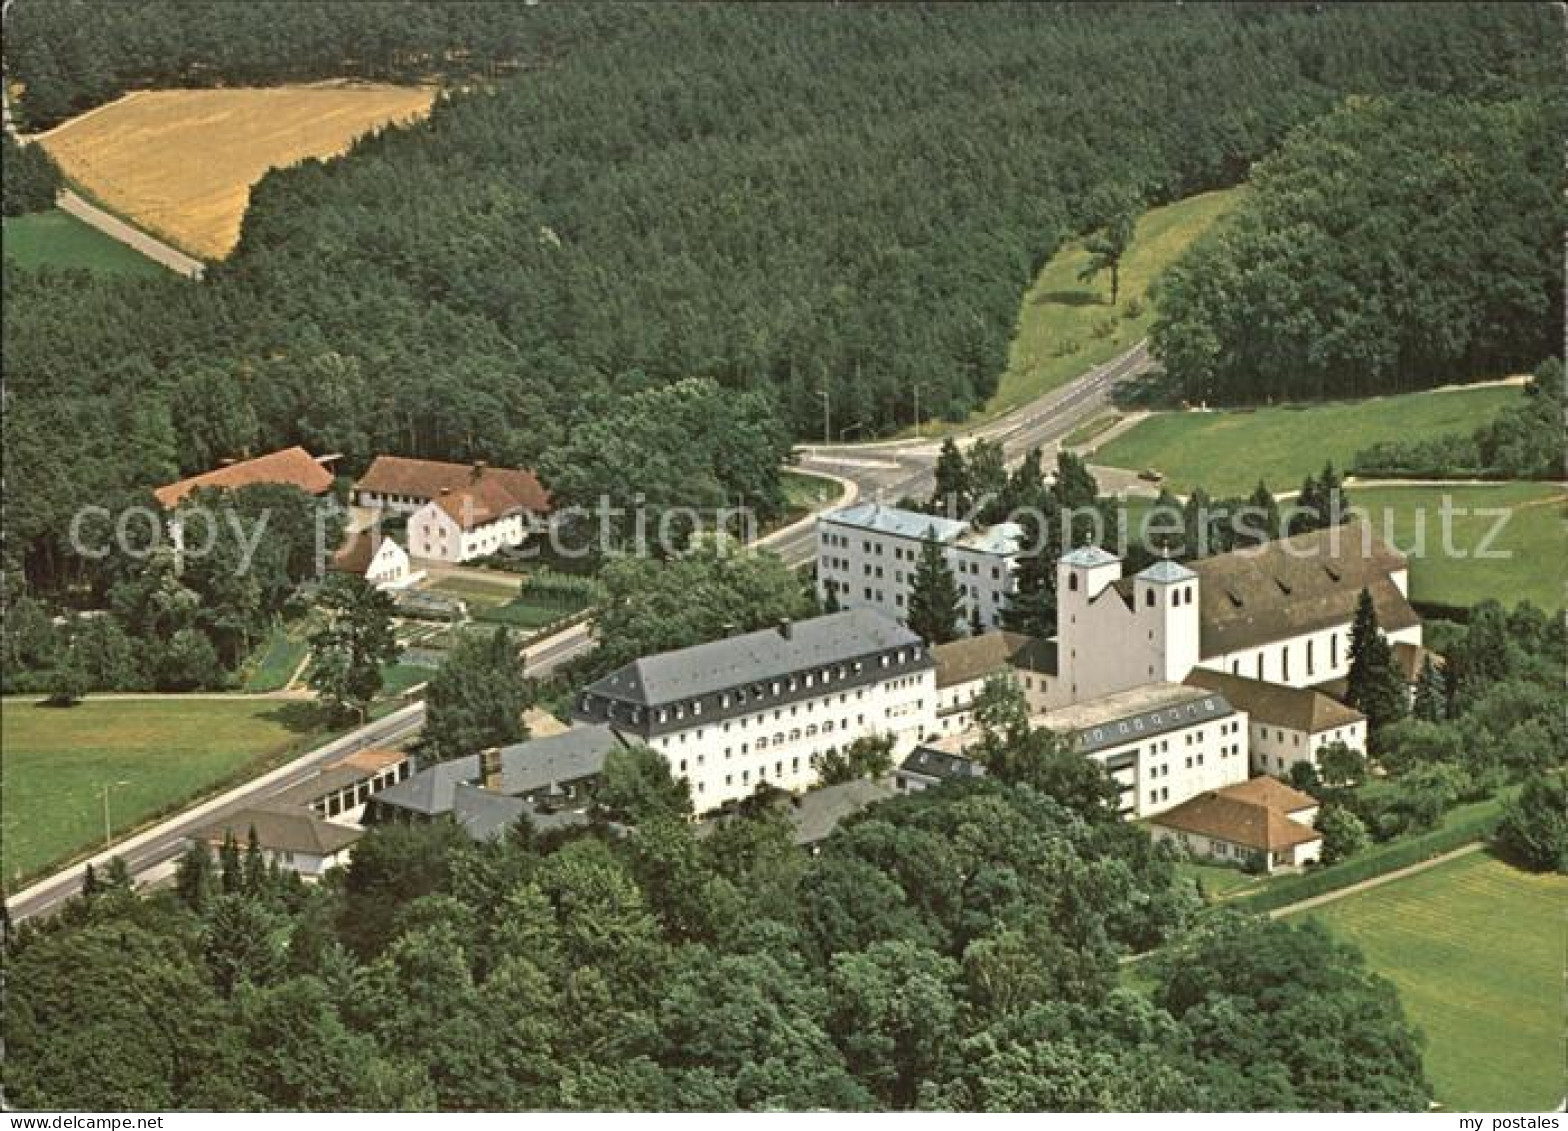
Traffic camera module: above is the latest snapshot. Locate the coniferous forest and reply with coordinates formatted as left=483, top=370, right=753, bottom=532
left=1152, top=94, right=1564, bottom=404
left=4, top=3, right=1562, bottom=597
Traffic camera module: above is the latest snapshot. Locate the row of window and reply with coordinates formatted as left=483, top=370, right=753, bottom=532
left=648, top=653, right=919, bottom=725
left=1229, top=634, right=1340, bottom=682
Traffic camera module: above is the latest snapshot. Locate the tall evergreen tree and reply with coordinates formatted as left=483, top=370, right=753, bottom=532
left=306, top=574, right=398, bottom=723
left=1003, top=491, right=1061, bottom=639
left=219, top=831, right=243, bottom=895
left=1077, top=185, right=1141, bottom=305
left=907, top=528, right=964, bottom=644
left=243, top=826, right=268, bottom=896
left=1346, top=588, right=1407, bottom=731
left=174, top=841, right=214, bottom=912
left=932, top=439, right=971, bottom=516
left=1412, top=657, right=1446, bottom=723
left=421, top=626, right=533, bottom=763
left=1238, top=480, right=1281, bottom=547
left=1053, top=450, right=1099, bottom=512
left=1291, top=472, right=1323, bottom=535
left=966, top=439, right=1008, bottom=520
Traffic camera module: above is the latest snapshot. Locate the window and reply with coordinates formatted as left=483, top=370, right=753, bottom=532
left=1145, top=589, right=1155, bottom=608
left=1068, top=574, right=1079, bottom=592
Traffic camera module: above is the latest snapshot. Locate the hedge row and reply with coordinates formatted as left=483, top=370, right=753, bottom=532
left=1234, top=805, right=1504, bottom=915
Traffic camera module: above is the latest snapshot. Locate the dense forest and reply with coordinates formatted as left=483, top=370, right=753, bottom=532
left=2, top=749, right=1431, bottom=1111
left=1151, top=94, right=1565, bottom=404
left=2, top=0, right=609, bottom=129
left=0, top=135, right=63, bottom=215
left=4, top=4, right=1562, bottom=598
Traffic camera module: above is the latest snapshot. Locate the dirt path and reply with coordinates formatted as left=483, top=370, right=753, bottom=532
left=56, top=188, right=206, bottom=279
left=1266, top=841, right=1487, bottom=919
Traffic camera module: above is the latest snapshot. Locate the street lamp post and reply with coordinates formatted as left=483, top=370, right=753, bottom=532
left=101, top=780, right=130, bottom=853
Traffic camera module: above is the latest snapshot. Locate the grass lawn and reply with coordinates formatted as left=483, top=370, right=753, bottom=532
left=1349, top=483, right=1565, bottom=611
left=1064, top=410, right=1123, bottom=449
left=377, top=662, right=435, bottom=699
left=1307, top=852, right=1567, bottom=1111
left=1175, top=860, right=1262, bottom=901
left=239, top=621, right=311, bottom=693
left=782, top=468, right=842, bottom=510
left=472, top=595, right=588, bottom=630
left=0, top=697, right=330, bottom=884
left=1093, top=385, right=1520, bottom=497
left=973, top=187, right=1244, bottom=426
left=426, top=575, right=521, bottom=609
left=3, top=208, right=169, bottom=277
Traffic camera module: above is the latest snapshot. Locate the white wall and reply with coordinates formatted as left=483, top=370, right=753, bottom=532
left=356, top=489, right=426, bottom=516
left=1198, top=623, right=1423, bottom=689
left=817, top=520, right=1015, bottom=636
left=1150, top=823, right=1321, bottom=873
left=650, top=669, right=936, bottom=811
left=1056, top=560, right=1201, bottom=703
left=1250, top=718, right=1367, bottom=777
left=1084, top=710, right=1249, bottom=819
left=408, top=504, right=527, bottom=564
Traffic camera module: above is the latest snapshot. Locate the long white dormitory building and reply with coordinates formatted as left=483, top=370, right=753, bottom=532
left=573, top=609, right=935, bottom=810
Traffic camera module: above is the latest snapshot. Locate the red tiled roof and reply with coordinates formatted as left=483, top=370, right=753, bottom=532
left=154, top=447, right=334, bottom=509
left=330, top=530, right=379, bottom=574
left=1151, top=775, right=1322, bottom=852
left=1184, top=668, right=1364, bottom=735
left=1218, top=774, right=1319, bottom=816
left=1152, top=794, right=1320, bottom=853
left=355, top=456, right=550, bottom=514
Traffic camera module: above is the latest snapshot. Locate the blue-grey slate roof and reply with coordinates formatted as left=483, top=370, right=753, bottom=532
left=1061, top=545, right=1119, bottom=569
left=371, top=725, right=624, bottom=817
left=1137, top=558, right=1198, bottom=584
left=822, top=502, right=967, bottom=543
left=579, top=608, right=928, bottom=711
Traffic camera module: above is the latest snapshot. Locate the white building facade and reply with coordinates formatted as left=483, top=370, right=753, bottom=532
left=408, top=493, right=531, bottom=564
left=1034, top=683, right=1249, bottom=819
left=816, top=502, right=1022, bottom=635
left=573, top=609, right=936, bottom=812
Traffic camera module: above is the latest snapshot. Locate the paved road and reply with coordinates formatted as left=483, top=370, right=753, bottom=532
left=5, top=343, right=1147, bottom=923
left=56, top=188, right=206, bottom=279
left=4, top=702, right=425, bottom=923
left=770, top=341, right=1156, bottom=565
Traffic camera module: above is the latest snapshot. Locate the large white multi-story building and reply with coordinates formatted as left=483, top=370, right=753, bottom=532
left=1032, top=683, right=1250, bottom=819
left=816, top=502, right=1023, bottom=634
left=572, top=608, right=936, bottom=811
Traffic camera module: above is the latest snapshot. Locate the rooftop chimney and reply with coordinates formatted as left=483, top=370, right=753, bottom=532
left=480, top=747, right=503, bottom=793
left=471, top=460, right=488, bottom=482
left=778, top=619, right=793, bottom=639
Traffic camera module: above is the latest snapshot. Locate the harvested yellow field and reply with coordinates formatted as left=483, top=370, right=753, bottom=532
left=36, top=82, right=435, bottom=260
